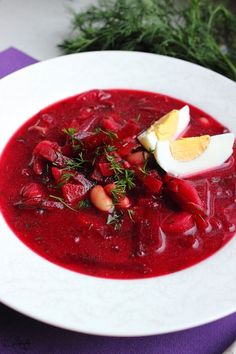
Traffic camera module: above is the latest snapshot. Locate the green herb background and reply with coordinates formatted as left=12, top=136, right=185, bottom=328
left=59, top=0, right=236, bottom=81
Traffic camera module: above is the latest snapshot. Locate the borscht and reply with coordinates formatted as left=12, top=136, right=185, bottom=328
left=0, top=89, right=235, bottom=279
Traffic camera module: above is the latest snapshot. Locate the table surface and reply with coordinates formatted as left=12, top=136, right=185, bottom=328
left=0, top=0, right=94, bottom=60
left=0, top=0, right=235, bottom=61
left=1, top=1, right=236, bottom=353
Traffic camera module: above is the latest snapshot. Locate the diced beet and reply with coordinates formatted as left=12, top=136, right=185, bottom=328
left=62, top=183, right=88, bottom=204
left=90, top=165, right=104, bottom=182
left=162, top=212, right=195, bottom=233
left=165, top=176, right=206, bottom=215
left=79, top=116, right=99, bottom=132
left=117, top=120, right=141, bottom=139
left=73, top=131, right=93, bottom=140
left=28, top=121, right=48, bottom=137
left=15, top=183, right=47, bottom=208
left=77, top=131, right=111, bottom=150
left=116, top=196, right=131, bottom=209
left=33, top=140, right=60, bottom=162
left=32, top=156, right=45, bottom=175
left=73, top=173, right=93, bottom=191
left=51, top=167, right=65, bottom=184
left=134, top=168, right=163, bottom=195
left=143, top=175, right=163, bottom=194
left=123, top=160, right=131, bottom=169
left=21, top=183, right=46, bottom=200
left=148, top=169, right=162, bottom=180
left=60, top=143, right=73, bottom=156
left=28, top=115, right=54, bottom=136
left=52, top=168, right=93, bottom=191
left=54, top=154, right=73, bottom=168
left=104, top=183, right=116, bottom=196
left=115, top=139, right=140, bottom=157
left=126, top=151, right=147, bottom=166
left=99, top=162, right=114, bottom=177
left=41, top=200, right=64, bottom=210
left=102, top=117, right=122, bottom=132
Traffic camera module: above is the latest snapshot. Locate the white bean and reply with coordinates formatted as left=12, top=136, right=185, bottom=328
left=90, top=185, right=113, bottom=212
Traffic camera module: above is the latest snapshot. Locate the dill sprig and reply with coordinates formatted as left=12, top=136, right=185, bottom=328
left=105, top=153, right=124, bottom=176
left=106, top=211, right=123, bottom=230
left=94, top=127, right=118, bottom=141
left=77, top=199, right=91, bottom=209
left=62, top=127, right=83, bottom=151
left=127, top=209, right=135, bottom=222
left=62, top=128, right=77, bottom=136
left=105, top=152, right=136, bottom=201
left=49, top=195, right=78, bottom=212
left=63, top=152, right=88, bottom=171
left=59, top=0, right=236, bottom=81
left=59, top=172, right=74, bottom=186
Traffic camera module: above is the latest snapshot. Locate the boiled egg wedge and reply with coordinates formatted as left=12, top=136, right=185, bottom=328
left=154, top=133, right=234, bottom=178
left=138, top=105, right=190, bottom=151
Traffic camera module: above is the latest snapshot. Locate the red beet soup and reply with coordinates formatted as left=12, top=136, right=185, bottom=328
left=0, top=89, right=236, bottom=279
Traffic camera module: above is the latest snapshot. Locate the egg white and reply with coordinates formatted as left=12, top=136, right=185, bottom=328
left=154, top=133, right=234, bottom=177
left=174, top=105, right=190, bottom=139
left=138, top=105, right=190, bottom=151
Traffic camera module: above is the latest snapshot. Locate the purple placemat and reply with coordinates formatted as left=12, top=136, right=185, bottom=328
left=0, top=47, right=37, bottom=78
left=0, top=47, right=236, bottom=354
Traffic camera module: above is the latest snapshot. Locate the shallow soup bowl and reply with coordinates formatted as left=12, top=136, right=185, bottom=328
left=0, top=51, right=236, bottom=336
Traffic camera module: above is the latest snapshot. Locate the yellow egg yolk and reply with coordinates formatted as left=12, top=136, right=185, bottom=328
left=170, top=135, right=210, bottom=162
left=149, top=110, right=179, bottom=140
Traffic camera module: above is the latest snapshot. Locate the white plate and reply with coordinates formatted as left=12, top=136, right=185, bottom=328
left=0, top=51, right=236, bottom=337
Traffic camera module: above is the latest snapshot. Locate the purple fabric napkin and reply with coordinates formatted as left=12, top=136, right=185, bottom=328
left=0, top=47, right=236, bottom=354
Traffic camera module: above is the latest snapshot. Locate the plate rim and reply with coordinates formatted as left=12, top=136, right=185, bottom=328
left=1, top=50, right=236, bottom=336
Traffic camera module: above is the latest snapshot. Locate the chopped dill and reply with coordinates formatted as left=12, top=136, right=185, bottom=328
left=105, top=153, right=123, bottom=176
left=104, top=152, right=136, bottom=202
left=62, top=127, right=77, bottom=136
left=61, top=172, right=74, bottom=184
left=106, top=211, right=123, bottom=230
left=111, top=181, right=126, bottom=202
left=63, top=152, right=88, bottom=170
left=92, top=146, right=103, bottom=165
left=77, top=199, right=91, bottom=209
left=122, top=169, right=135, bottom=190
left=49, top=195, right=78, bottom=212
left=94, top=127, right=118, bottom=140
left=62, top=127, right=83, bottom=151
left=127, top=209, right=135, bottom=222
left=139, top=156, right=149, bottom=175
left=105, top=145, right=117, bottom=153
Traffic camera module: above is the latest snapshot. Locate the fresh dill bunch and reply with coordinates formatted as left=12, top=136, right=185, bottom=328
left=59, top=0, right=236, bottom=80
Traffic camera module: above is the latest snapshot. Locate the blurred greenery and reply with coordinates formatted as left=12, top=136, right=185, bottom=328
left=59, top=0, right=236, bottom=80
